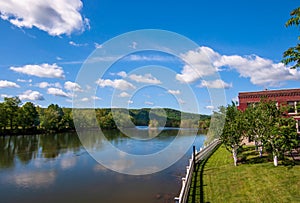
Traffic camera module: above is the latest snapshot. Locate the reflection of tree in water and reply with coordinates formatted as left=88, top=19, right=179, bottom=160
left=0, top=133, right=82, bottom=168
left=16, top=135, right=38, bottom=164
left=39, top=133, right=81, bottom=159
left=0, top=136, right=15, bottom=168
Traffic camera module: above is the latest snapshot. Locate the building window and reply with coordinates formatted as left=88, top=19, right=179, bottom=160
left=288, top=101, right=296, bottom=114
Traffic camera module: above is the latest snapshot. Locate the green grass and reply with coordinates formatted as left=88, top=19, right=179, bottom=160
left=187, top=145, right=300, bottom=203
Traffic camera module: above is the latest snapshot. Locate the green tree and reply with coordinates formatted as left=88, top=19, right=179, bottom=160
left=4, top=97, right=21, bottom=131
left=220, top=103, right=245, bottom=166
left=18, top=102, right=39, bottom=131
left=282, top=7, right=300, bottom=69
left=244, top=100, right=280, bottom=157
left=97, top=111, right=117, bottom=129
left=242, top=100, right=299, bottom=166
left=0, top=102, right=7, bottom=132
left=40, top=104, right=64, bottom=132
left=267, top=116, right=299, bottom=166
left=62, top=108, right=74, bottom=129
left=205, top=106, right=225, bottom=144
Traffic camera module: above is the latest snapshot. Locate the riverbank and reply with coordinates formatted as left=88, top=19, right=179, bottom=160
left=187, top=144, right=300, bottom=202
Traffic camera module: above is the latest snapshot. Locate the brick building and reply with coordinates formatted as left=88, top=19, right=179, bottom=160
left=238, top=88, right=300, bottom=133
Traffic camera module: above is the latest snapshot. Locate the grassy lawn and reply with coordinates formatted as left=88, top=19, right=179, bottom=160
left=187, top=144, right=300, bottom=203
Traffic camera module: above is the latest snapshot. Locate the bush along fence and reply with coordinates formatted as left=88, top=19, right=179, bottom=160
left=174, top=139, right=221, bottom=203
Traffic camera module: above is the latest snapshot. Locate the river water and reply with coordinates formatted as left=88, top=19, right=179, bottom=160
left=0, top=128, right=205, bottom=203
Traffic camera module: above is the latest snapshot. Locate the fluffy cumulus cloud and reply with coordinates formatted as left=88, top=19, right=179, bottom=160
left=64, top=81, right=82, bottom=92
left=0, top=0, right=89, bottom=36
left=10, top=63, right=65, bottom=79
left=96, top=79, right=136, bottom=91
left=47, top=87, right=70, bottom=97
left=19, top=90, right=44, bottom=101
left=37, top=82, right=61, bottom=89
left=176, top=47, right=219, bottom=83
left=214, top=54, right=300, bottom=87
left=198, top=79, right=232, bottom=89
left=0, top=80, right=20, bottom=88
left=129, top=74, right=161, bottom=84
left=177, top=46, right=300, bottom=87
left=167, top=89, right=181, bottom=95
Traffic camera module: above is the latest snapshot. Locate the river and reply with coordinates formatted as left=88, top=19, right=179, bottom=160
left=0, top=128, right=205, bottom=203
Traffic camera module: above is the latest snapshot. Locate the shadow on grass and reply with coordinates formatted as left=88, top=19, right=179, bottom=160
left=187, top=144, right=221, bottom=203
left=239, top=146, right=300, bottom=167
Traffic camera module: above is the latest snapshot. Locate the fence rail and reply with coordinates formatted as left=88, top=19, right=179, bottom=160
left=174, top=139, right=221, bottom=203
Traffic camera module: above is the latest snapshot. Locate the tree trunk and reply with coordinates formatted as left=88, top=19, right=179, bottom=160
left=259, top=146, right=263, bottom=157
left=255, top=140, right=258, bottom=151
left=273, top=153, right=278, bottom=166
left=232, top=146, right=238, bottom=166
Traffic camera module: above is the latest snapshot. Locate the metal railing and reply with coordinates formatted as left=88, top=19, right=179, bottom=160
left=174, top=139, right=221, bottom=203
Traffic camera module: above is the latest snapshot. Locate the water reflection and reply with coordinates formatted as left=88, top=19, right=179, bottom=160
left=0, top=133, right=82, bottom=169
left=8, top=171, right=56, bottom=188
left=0, top=129, right=206, bottom=203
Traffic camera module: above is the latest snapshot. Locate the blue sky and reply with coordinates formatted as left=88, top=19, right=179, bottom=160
left=0, top=0, right=299, bottom=114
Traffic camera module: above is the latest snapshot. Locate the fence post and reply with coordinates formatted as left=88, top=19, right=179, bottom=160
left=193, top=145, right=196, bottom=169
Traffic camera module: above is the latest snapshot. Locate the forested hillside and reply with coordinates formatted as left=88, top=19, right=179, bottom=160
left=0, top=97, right=210, bottom=135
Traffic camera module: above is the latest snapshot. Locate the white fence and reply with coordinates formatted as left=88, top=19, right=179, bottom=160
left=174, top=139, right=221, bottom=203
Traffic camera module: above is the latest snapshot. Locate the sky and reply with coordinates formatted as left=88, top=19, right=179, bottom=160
left=0, top=0, right=299, bottom=115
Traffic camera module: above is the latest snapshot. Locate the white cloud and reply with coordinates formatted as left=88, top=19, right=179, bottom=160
left=1, top=94, right=13, bottom=98
left=128, top=100, right=133, bottom=104
left=232, top=96, right=239, bottom=103
left=117, top=71, right=127, bottom=78
left=205, top=105, right=215, bottom=110
left=81, top=97, right=89, bottom=102
left=56, top=56, right=63, bottom=60
left=17, top=79, right=32, bottom=83
left=214, top=54, right=300, bottom=87
left=92, top=96, right=102, bottom=100
left=178, top=98, right=185, bottom=104
left=176, top=47, right=219, bottom=83
left=64, top=81, right=82, bottom=92
left=10, top=63, right=65, bottom=79
left=0, top=80, right=20, bottom=88
left=118, top=92, right=130, bottom=98
left=127, top=55, right=174, bottom=62
left=0, top=0, right=89, bottom=36
left=96, top=79, right=136, bottom=90
left=19, top=90, right=44, bottom=101
left=69, top=41, right=88, bottom=47
left=168, top=89, right=181, bottom=95
left=145, top=101, right=154, bottom=105
left=37, top=82, right=61, bottom=89
left=198, top=79, right=232, bottom=89
left=47, top=87, right=70, bottom=97
left=178, top=46, right=300, bottom=87
left=129, top=74, right=161, bottom=84
left=129, top=41, right=137, bottom=49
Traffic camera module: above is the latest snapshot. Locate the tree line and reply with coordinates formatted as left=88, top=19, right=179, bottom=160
left=0, top=97, right=74, bottom=135
left=219, top=99, right=299, bottom=167
left=0, top=97, right=210, bottom=135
